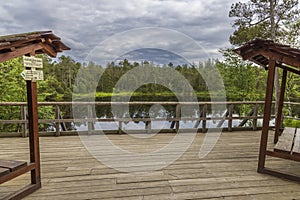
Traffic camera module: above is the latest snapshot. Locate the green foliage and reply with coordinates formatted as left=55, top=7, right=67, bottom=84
left=0, top=57, right=26, bottom=102
left=229, top=0, right=300, bottom=45
left=284, top=118, right=300, bottom=128
left=2, top=52, right=300, bottom=132
left=216, top=49, right=267, bottom=101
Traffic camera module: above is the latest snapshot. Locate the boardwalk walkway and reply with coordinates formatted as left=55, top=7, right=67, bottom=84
left=1, top=131, right=300, bottom=199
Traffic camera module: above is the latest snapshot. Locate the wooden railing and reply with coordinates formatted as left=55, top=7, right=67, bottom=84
left=0, top=101, right=290, bottom=137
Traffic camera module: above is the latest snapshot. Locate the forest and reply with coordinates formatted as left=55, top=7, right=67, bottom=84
left=1, top=53, right=299, bottom=103
left=0, top=0, right=300, bottom=130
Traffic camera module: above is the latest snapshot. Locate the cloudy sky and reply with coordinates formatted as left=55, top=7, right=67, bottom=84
left=0, top=0, right=242, bottom=65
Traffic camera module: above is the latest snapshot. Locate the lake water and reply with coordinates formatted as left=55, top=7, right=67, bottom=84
left=74, top=114, right=266, bottom=132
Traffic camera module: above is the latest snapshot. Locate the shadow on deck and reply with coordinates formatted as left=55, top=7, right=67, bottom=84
left=1, top=131, right=300, bottom=199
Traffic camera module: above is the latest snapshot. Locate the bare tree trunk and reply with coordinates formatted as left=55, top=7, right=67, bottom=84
left=270, top=0, right=280, bottom=116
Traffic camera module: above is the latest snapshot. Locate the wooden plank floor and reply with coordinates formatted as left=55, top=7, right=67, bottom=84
left=1, top=131, right=300, bottom=199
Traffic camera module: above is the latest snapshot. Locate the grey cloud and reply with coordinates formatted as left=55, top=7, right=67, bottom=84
left=0, top=0, right=237, bottom=63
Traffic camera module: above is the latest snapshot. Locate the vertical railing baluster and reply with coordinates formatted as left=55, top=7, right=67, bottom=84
left=253, top=104, right=259, bottom=131
left=145, top=120, right=151, bottom=133
left=87, top=104, right=94, bottom=135
left=228, top=104, right=233, bottom=132
left=21, top=105, right=27, bottom=137
left=202, top=104, right=207, bottom=133
left=175, top=104, right=181, bottom=133
left=118, top=121, right=122, bottom=134
left=55, top=105, right=60, bottom=136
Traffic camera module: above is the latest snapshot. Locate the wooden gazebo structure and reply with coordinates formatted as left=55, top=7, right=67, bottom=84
left=235, top=39, right=300, bottom=181
left=0, top=31, right=70, bottom=199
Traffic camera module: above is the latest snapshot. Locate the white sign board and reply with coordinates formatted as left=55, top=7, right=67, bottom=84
left=21, top=70, right=44, bottom=81
left=23, top=56, right=43, bottom=68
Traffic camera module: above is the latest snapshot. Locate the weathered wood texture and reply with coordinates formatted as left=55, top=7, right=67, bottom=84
left=0, top=160, right=27, bottom=172
left=235, top=38, right=300, bottom=181
left=292, top=128, right=300, bottom=155
left=1, top=131, right=300, bottom=199
left=274, top=127, right=296, bottom=153
left=234, top=38, right=300, bottom=70
left=0, top=31, right=70, bottom=62
left=0, top=101, right=278, bottom=137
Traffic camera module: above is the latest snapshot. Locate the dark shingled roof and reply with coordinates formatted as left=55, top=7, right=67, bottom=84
left=0, top=31, right=70, bottom=62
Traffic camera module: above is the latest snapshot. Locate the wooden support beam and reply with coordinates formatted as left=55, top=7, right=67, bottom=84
left=0, top=43, right=42, bottom=63
left=26, top=51, right=41, bottom=186
left=263, top=51, right=300, bottom=69
left=240, top=49, right=265, bottom=61
left=277, top=64, right=300, bottom=76
left=274, top=69, right=287, bottom=144
left=258, top=58, right=276, bottom=173
left=261, top=167, right=300, bottom=182
left=40, top=43, right=57, bottom=57
left=0, top=38, right=37, bottom=51
left=26, top=80, right=41, bottom=185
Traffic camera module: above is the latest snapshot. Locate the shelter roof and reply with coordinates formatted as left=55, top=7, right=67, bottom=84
left=234, top=38, right=300, bottom=74
left=0, top=31, right=70, bottom=62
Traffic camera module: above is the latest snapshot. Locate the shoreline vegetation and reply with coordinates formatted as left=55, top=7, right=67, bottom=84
left=1, top=55, right=300, bottom=132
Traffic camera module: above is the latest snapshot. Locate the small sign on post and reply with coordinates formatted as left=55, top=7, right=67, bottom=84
left=21, top=70, right=44, bottom=81
left=23, top=56, right=43, bottom=68
left=22, top=56, right=44, bottom=81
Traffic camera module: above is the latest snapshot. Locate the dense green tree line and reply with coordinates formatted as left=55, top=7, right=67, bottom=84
left=1, top=55, right=300, bottom=104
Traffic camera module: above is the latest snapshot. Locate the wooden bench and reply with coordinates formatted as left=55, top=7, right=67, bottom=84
left=274, top=127, right=300, bottom=157
left=0, top=160, right=27, bottom=172
left=261, top=127, right=300, bottom=182
left=0, top=159, right=40, bottom=199
left=0, top=160, right=28, bottom=184
left=274, top=127, right=296, bottom=153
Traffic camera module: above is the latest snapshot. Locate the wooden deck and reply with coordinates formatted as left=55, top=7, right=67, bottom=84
left=1, top=131, right=300, bottom=199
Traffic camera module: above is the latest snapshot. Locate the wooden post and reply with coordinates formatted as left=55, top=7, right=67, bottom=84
left=118, top=121, right=122, bottom=134
left=55, top=105, right=60, bottom=136
left=258, top=59, right=276, bottom=173
left=253, top=104, right=258, bottom=131
left=26, top=80, right=41, bottom=186
left=87, top=104, right=94, bottom=135
left=21, top=105, right=27, bottom=137
left=228, top=104, right=233, bottom=132
left=175, top=104, right=181, bottom=133
left=202, top=104, right=207, bottom=133
left=274, top=69, right=287, bottom=144
left=145, top=120, right=151, bottom=133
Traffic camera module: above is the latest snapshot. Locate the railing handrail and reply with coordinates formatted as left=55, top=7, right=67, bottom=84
left=1, top=101, right=299, bottom=137
left=1, top=100, right=299, bottom=106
